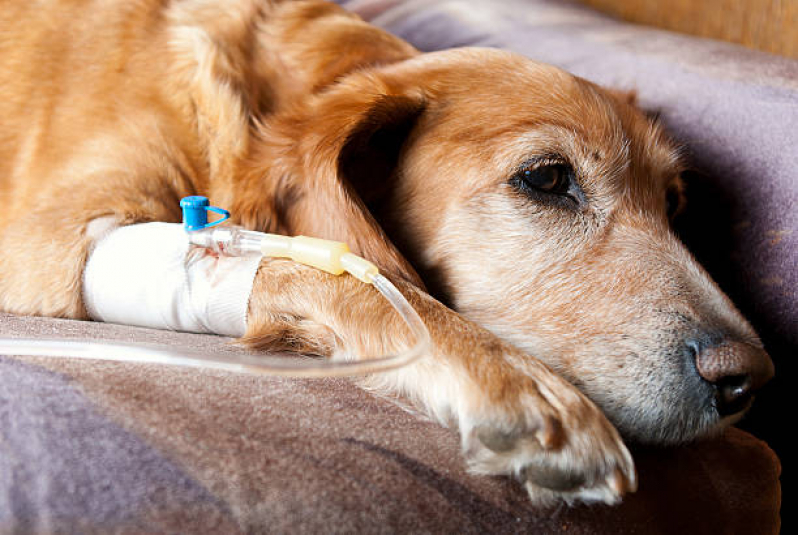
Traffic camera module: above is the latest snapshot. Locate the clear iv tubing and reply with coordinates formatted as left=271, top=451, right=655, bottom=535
left=0, top=227, right=431, bottom=378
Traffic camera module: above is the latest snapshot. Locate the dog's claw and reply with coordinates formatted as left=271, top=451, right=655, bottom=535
left=608, top=467, right=627, bottom=495
left=535, top=415, right=561, bottom=449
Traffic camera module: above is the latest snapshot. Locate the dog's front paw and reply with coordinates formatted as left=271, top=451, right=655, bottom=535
left=462, top=370, right=636, bottom=506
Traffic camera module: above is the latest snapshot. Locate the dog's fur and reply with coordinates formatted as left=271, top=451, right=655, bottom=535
left=0, top=0, right=774, bottom=505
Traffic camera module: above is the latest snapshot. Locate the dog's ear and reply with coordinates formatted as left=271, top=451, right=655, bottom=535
left=337, top=94, right=425, bottom=212
left=237, top=81, right=427, bottom=286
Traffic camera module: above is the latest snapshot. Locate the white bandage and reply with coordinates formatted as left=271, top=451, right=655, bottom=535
left=83, top=223, right=262, bottom=337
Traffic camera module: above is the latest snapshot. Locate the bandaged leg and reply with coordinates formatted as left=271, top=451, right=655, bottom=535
left=83, top=223, right=261, bottom=337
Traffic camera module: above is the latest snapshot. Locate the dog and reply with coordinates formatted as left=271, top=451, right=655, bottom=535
left=0, top=0, right=774, bottom=505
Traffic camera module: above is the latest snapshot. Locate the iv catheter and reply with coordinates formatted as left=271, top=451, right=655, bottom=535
left=0, top=197, right=431, bottom=378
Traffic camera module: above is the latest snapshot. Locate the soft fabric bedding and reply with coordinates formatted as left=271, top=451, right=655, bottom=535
left=0, top=313, right=781, bottom=533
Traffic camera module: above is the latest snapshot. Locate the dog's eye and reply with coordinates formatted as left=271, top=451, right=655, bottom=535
left=517, top=163, right=571, bottom=196
left=510, top=159, right=584, bottom=209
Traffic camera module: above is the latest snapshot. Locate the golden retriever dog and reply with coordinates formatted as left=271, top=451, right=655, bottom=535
left=0, top=0, right=774, bottom=505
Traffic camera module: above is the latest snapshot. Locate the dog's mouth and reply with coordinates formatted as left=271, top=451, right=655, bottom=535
left=604, top=392, right=733, bottom=446
left=562, top=338, right=773, bottom=446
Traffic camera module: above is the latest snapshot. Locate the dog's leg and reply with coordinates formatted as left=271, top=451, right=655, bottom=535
left=245, top=259, right=636, bottom=505
left=0, top=186, right=178, bottom=318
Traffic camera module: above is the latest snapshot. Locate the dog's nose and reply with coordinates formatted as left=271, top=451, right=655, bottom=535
left=694, top=340, right=774, bottom=417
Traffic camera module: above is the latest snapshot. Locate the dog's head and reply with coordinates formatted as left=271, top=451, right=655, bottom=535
left=248, top=48, right=774, bottom=444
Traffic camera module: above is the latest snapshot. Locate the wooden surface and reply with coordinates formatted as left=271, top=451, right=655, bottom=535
left=578, top=0, right=798, bottom=59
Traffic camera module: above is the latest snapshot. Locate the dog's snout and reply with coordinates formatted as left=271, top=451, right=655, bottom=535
left=692, top=340, right=774, bottom=417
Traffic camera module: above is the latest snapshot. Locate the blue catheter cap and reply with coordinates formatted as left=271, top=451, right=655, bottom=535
left=181, top=196, right=231, bottom=231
